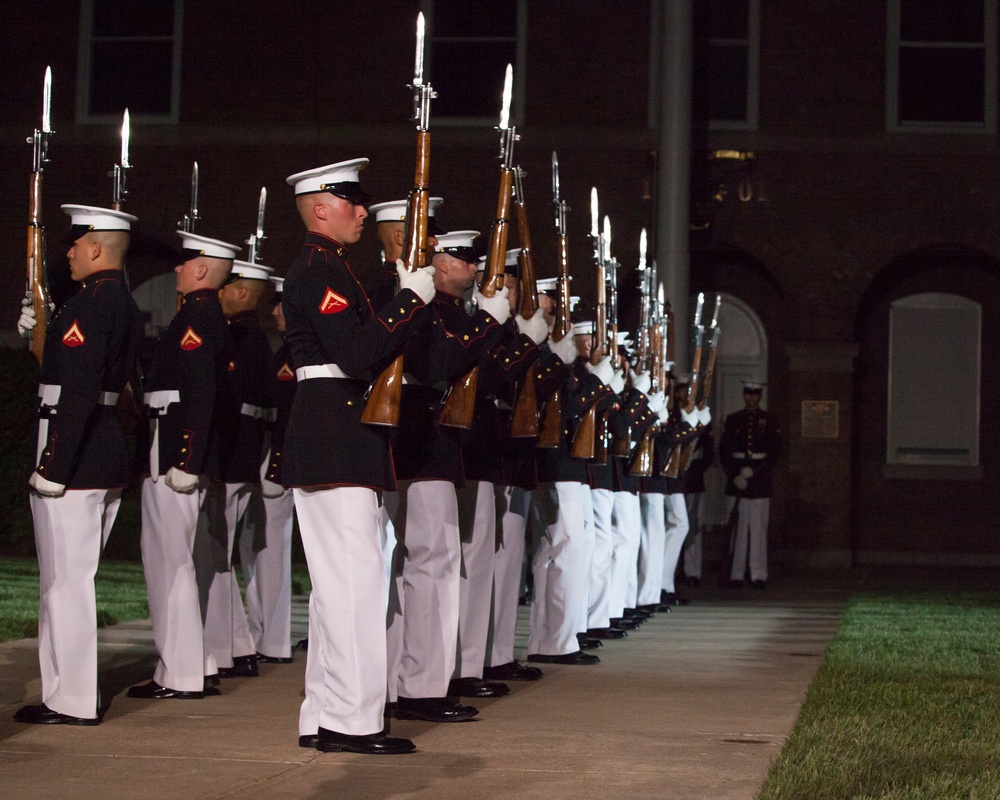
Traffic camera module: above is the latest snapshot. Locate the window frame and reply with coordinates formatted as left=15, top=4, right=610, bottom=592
left=707, top=0, right=760, bottom=131
left=76, top=0, right=185, bottom=125
left=421, top=0, right=527, bottom=128
left=886, top=0, right=997, bottom=133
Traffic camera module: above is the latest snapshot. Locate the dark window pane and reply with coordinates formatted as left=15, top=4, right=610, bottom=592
left=432, top=41, right=515, bottom=117
left=91, top=41, right=173, bottom=115
left=710, top=43, right=748, bottom=121
left=899, top=47, right=984, bottom=123
left=93, top=0, right=175, bottom=37
left=433, top=0, right=517, bottom=38
left=708, top=0, right=749, bottom=40
left=901, top=0, right=983, bottom=43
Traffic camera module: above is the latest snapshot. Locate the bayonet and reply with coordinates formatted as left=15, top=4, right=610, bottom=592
left=710, top=291, right=722, bottom=329
left=245, top=186, right=267, bottom=263
left=179, top=161, right=199, bottom=232
left=111, top=108, right=130, bottom=210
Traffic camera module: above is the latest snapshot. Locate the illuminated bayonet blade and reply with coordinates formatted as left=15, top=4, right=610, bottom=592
left=639, top=228, right=647, bottom=271
left=413, top=12, right=425, bottom=87
left=710, top=292, right=722, bottom=328
left=121, top=109, right=130, bottom=168
left=191, top=162, right=199, bottom=219
left=602, top=215, right=611, bottom=263
left=256, top=187, right=267, bottom=239
left=499, top=63, right=512, bottom=130
left=551, top=151, right=560, bottom=200
left=693, top=291, right=705, bottom=327
left=42, top=67, right=52, bottom=133
left=590, top=187, right=599, bottom=238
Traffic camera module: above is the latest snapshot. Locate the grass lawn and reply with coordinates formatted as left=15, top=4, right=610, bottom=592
left=0, top=557, right=312, bottom=644
left=759, top=584, right=1000, bottom=799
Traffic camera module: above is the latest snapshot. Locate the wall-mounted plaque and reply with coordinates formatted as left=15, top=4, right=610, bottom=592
left=801, top=401, right=839, bottom=439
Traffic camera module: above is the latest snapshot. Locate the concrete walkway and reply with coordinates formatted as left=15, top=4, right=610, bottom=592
left=0, top=577, right=849, bottom=800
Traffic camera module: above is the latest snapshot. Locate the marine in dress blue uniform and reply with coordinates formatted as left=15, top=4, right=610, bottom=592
left=14, top=205, right=143, bottom=726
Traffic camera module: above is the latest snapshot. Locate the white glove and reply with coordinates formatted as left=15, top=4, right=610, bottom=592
left=165, top=466, right=200, bottom=494
left=28, top=471, right=65, bottom=498
left=585, top=355, right=614, bottom=385
left=261, top=478, right=285, bottom=498
left=632, top=371, right=652, bottom=396
left=657, top=405, right=670, bottom=423
left=17, top=293, right=37, bottom=339
left=697, top=405, right=711, bottom=426
left=681, top=407, right=699, bottom=427
left=475, top=286, right=511, bottom=325
left=396, top=260, right=437, bottom=304
left=647, top=391, right=666, bottom=415
left=733, top=475, right=749, bottom=491
left=739, top=466, right=754, bottom=479
left=515, top=308, right=548, bottom=344
left=609, top=368, right=626, bottom=394
left=549, top=332, right=577, bottom=365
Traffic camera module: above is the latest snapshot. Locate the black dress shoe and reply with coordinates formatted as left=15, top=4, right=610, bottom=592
left=296, top=638, right=309, bottom=650
left=577, top=636, right=603, bottom=650
left=218, top=654, right=259, bottom=678
left=660, top=592, right=690, bottom=606
left=752, top=579, right=767, bottom=589
left=257, top=653, right=294, bottom=664
left=625, top=607, right=653, bottom=619
left=394, top=696, right=479, bottom=722
left=13, top=703, right=99, bottom=726
left=448, top=677, right=510, bottom=698
left=299, top=734, right=318, bottom=748
left=483, top=661, right=543, bottom=681
left=526, top=650, right=600, bottom=665
left=587, top=626, right=627, bottom=639
left=610, top=617, right=640, bottom=630
left=126, top=680, right=216, bottom=700
left=317, top=727, right=415, bottom=755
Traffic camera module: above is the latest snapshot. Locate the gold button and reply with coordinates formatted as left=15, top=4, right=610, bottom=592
left=463, top=335, right=469, bottom=341
left=181, top=448, right=187, bottom=453
left=389, top=318, right=394, bottom=322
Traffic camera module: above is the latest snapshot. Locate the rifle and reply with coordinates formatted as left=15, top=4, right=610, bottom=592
left=25, top=66, right=54, bottom=365
left=664, top=292, right=705, bottom=478
left=179, top=162, right=200, bottom=233
left=508, top=165, right=540, bottom=437
left=363, top=12, right=435, bottom=427
left=679, top=294, right=722, bottom=471
left=538, top=151, right=572, bottom=448
left=629, top=231, right=656, bottom=476
left=439, top=63, right=516, bottom=429
left=245, top=187, right=267, bottom=263
left=568, top=190, right=607, bottom=460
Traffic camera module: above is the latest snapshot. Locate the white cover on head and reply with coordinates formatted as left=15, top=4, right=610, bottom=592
left=536, top=277, right=558, bottom=293
left=230, top=260, right=275, bottom=281
left=62, top=204, right=136, bottom=231
left=436, top=230, right=480, bottom=251
left=572, top=321, right=595, bottom=336
left=177, top=231, right=241, bottom=260
left=270, top=276, right=284, bottom=292
left=505, top=248, right=521, bottom=267
left=285, top=157, right=368, bottom=195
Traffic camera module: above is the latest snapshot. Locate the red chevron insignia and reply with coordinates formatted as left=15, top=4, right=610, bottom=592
left=319, top=287, right=348, bottom=314
left=180, top=326, right=204, bottom=350
left=62, top=320, right=85, bottom=347
left=277, top=363, right=295, bottom=381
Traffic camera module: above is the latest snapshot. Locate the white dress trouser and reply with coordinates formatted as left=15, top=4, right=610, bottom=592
left=661, top=492, right=690, bottom=594
left=455, top=480, right=496, bottom=679
left=295, top=486, right=386, bottom=737
left=730, top=497, right=770, bottom=582
left=636, top=491, right=667, bottom=606
left=683, top=492, right=704, bottom=578
left=140, top=476, right=207, bottom=693
left=195, top=481, right=255, bottom=674
left=31, top=488, right=121, bottom=720
left=579, top=485, right=597, bottom=630
left=385, top=480, right=461, bottom=701
left=527, top=481, right=588, bottom=656
left=488, top=485, right=530, bottom=668
left=587, top=487, right=615, bottom=629
left=609, top=490, right=641, bottom=617
left=239, top=487, right=294, bottom=659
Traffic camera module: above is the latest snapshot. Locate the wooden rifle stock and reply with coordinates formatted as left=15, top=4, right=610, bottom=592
left=362, top=131, right=431, bottom=427
left=629, top=426, right=655, bottom=476
left=508, top=173, right=540, bottom=437
left=27, top=164, right=50, bottom=364
left=439, top=167, right=513, bottom=429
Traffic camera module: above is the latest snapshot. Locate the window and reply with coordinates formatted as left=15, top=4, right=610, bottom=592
left=703, top=0, right=760, bottom=130
left=886, top=293, right=980, bottom=467
left=424, top=0, right=526, bottom=125
left=77, top=0, right=183, bottom=123
left=887, top=0, right=997, bottom=132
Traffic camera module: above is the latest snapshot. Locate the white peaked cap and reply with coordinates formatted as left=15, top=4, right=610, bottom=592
left=505, top=247, right=521, bottom=267
left=536, top=277, right=558, bottom=292
left=369, top=196, right=444, bottom=223
left=177, top=231, right=241, bottom=260
left=569, top=295, right=581, bottom=311
left=229, top=260, right=275, bottom=281
left=573, top=321, right=595, bottom=336
left=62, top=204, right=136, bottom=231
left=270, top=276, right=284, bottom=292
left=285, top=157, right=368, bottom=196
